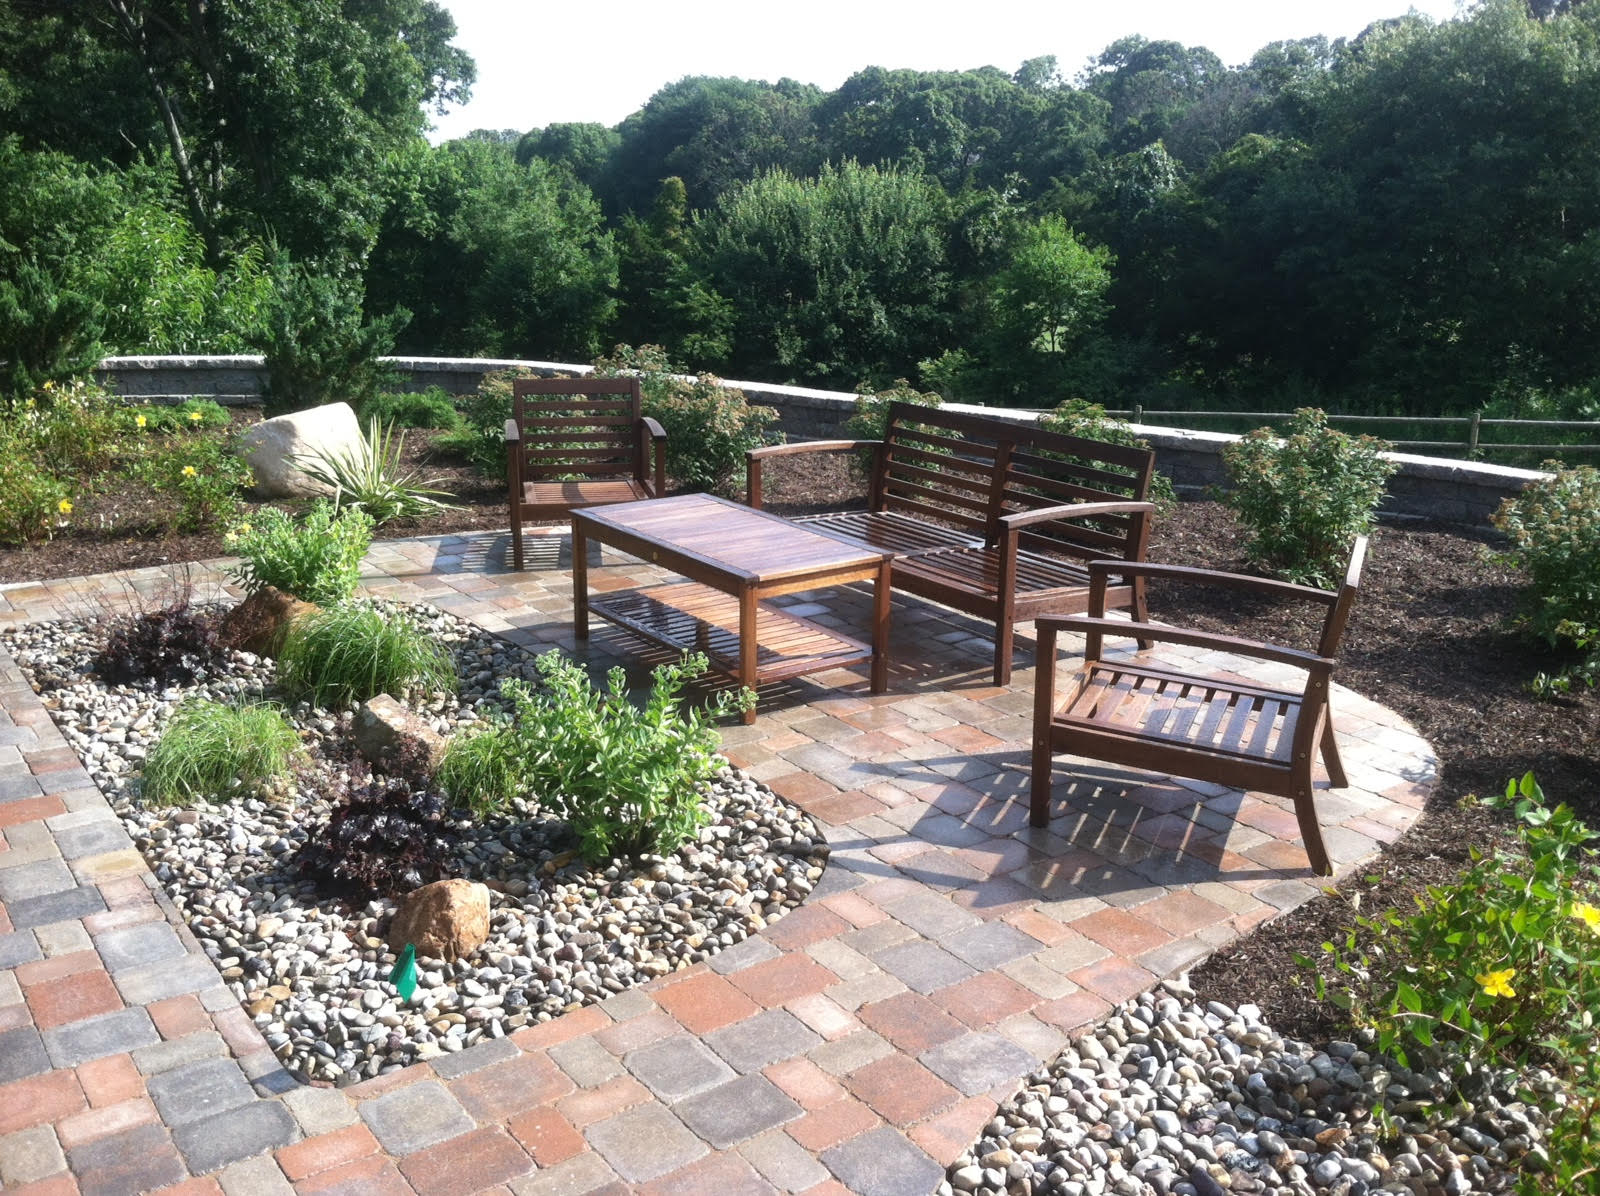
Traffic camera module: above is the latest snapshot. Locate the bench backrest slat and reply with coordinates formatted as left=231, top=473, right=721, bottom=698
left=877, top=402, right=1157, bottom=558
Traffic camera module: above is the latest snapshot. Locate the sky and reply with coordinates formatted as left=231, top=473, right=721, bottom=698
left=426, top=0, right=1467, bottom=142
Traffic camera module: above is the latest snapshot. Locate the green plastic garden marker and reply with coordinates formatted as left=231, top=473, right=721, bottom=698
left=390, top=944, right=417, bottom=1002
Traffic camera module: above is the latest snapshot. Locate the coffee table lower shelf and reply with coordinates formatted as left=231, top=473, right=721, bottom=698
left=588, top=582, right=873, bottom=686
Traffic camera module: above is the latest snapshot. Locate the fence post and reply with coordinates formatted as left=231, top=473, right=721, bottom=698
left=1469, top=410, right=1481, bottom=456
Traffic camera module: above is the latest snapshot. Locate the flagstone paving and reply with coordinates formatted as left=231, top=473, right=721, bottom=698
left=0, top=526, right=1436, bottom=1195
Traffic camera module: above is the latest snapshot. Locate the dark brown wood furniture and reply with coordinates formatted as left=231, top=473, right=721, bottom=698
left=746, top=402, right=1158, bottom=685
left=1029, top=537, right=1368, bottom=876
left=505, top=376, right=666, bottom=571
left=572, top=493, right=892, bottom=724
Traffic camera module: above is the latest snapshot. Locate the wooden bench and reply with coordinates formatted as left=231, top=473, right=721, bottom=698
left=746, top=402, right=1158, bottom=684
left=504, top=376, right=666, bottom=571
left=1029, top=538, right=1368, bottom=877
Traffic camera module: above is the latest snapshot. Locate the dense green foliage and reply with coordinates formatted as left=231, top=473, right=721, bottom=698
left=1221, top=408, right=1396, bottom=587
left=142, top=698, right=303, bottom=806
left=9, top=1, right=1600, bottom=424
left=275, top=603, right=457, bottom=709
left=1492, top=464, right=1600, bottom=693
left=438, top=651, right=753, bottom=863
left=1309, top=775, right=1600, bottom=1194
left=591, top=345, right=777, bottom=495
left=224, top=502, right=375, bottom=605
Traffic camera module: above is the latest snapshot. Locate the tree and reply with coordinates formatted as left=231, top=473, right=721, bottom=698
left=695, top=161, right=954, bottom=387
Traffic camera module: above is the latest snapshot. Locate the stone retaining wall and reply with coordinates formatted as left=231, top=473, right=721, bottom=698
left=95, top=354, right=1545, bottom=525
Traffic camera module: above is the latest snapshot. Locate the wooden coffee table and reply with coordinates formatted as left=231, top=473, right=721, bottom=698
left=572, top=494, right=892, bottom=722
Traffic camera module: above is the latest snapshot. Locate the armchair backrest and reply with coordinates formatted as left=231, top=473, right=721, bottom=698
left=510, top=377, right=645, bottom=484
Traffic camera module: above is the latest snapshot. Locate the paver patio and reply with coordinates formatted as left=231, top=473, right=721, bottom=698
left=0, top=526, right=1435, bottom=1195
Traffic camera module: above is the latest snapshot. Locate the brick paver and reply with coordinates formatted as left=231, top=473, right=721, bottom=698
left=0, top=530, right=1436, bottom=1195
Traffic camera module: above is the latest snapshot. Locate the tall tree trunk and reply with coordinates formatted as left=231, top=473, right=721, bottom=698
left=103, top=0, right=220, bottom=263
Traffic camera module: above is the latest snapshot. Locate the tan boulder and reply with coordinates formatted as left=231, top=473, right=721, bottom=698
left=218, top=586, right=318, bottom=657
left=389, top=878, right=490, bottom=962
left=354, top=694, right=447, bottom=776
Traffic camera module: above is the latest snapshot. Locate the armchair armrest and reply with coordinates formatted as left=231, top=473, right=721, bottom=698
left=1083, top=559, right=1337, bottom=605
left=1036, top=614, right=1335, bottom=674
left=639, top=417, right=667, bottom=497
left=503, top=419, right=520, bottom=445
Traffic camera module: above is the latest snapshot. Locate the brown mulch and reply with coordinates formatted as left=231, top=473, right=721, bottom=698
left=7, top=437, right=1598, bottom=1044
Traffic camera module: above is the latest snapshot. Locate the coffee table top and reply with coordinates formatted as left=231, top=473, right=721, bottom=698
left=572, top=493, right=889, bottom=585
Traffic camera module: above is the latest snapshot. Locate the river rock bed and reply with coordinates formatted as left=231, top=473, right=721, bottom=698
left=2, top=601, right=828, bottom=1087
left=944, top=981, right=1551, bottom=1196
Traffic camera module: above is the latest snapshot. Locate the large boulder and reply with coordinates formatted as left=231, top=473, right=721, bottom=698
left=389, top=879, right=490, bottom=962
left=217, top=586, right=318, bottom=657
left=238, top=401, right=364, bottom=499
left=353, top=694, right=447, bottom=776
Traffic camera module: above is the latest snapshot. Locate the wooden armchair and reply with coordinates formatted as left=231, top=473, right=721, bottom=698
left=1030, top=538, right=1367, bottom=876
left=504, top=377, right=666, bottom=571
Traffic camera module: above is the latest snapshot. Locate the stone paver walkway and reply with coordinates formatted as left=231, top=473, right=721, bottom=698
left=0, top=527, right=1436, bottom=1196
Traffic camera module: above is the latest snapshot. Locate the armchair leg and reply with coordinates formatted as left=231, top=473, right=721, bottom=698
left=1030, top=625, right=1059, bottom=827
left=1292, top=783, right=1332, bottom=876
left=510, top=515, right=523, bottom=573
left=1320, top=711, right=1348, bottom=789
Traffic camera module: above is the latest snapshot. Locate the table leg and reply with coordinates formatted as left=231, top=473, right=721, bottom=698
left=572, top=519, right=589, bottom=641
left=870, top=558, right=891, bottom=693
left=739, top=588, right=758, bottom=724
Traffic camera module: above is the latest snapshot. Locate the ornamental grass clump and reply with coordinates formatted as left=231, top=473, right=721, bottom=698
left=141, top=698, right=303, bottom=806
left=275, top=603, right=457, bottom=709
left=293, top=415, right=457, bottom=526
left=224, top=500, right=374, bottom=605
left=1491, top=463, right=1600, bottom=694
left=1222, top=408, right=1396, bottom=587
left=438, top=650, right=753, bottom=862
left=1307, top=774, right=1600, bottom=1192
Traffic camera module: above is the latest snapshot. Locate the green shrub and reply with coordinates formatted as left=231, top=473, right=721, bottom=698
left=1039, top=398, right=1178, bottom=517
left=358, top=388, right=463, bottom=430
left=224, top=501, right=374, bottom=605
left=130, top=398, right=231, bottom=433
left=438, top=650, right=753, bottom=862
left=293, top=416, right=457, bottom=526
left=1221, top=407, right=1396, bottom=587
left=260, top=262, right=407, bottom=415
left=1309, top=775, right=1600, bottom=1192
left=142, top=698, right=302, bottom=806
left=141, top=433, right=255, bottom=531
left=0, top=449, right=72, bottom=545
left=11, top=378, right=124, bottom=474
left=843, top=379, right=942, bottom=443
left=275, top=603, right=457, bottom=709
left=1492, top=464, right=1600, bottom=693
left=592, top=344, right=777, bottom=495
left=432, top=369, right=525, bottom=479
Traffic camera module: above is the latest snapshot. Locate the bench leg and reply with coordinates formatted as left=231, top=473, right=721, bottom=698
left=510, top=512, right=524, bottom=572
left=993, top=620, right=1014, bottom=688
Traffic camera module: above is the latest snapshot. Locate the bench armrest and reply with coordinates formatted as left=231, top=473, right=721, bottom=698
left=1000, top=500, right=1155, bottom=532
left=503, top=419, right=520, bottom=445
left=747, top=440, right=882, bottom=508
left=747, top=440, right=879, bottom=459
left=1036, top=614, right=1335, bottom=674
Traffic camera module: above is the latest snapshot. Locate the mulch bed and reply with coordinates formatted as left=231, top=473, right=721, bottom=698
left=10, top=433, right=1598, bottom=1044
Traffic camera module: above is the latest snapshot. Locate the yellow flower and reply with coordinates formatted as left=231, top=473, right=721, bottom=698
left=136, top=413, right=147, bottom=429
left=181, top=465, right=197, bottom=478
left=188, top=410, right=203, bottom=422
left=57, top=499, right=73, bottom=515
left=1476, top=968, right=1517, bottom=999
left=237, top=523, right=251, bottom=535
left=1572, top=902, right=1600, bottom=935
